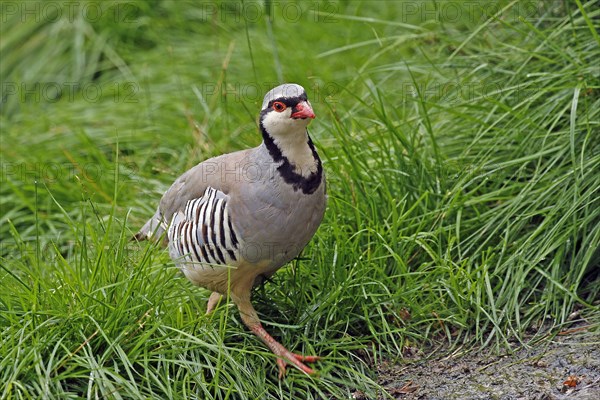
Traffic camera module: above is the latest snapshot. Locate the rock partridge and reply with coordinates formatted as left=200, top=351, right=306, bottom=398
left=134, top=83, right=326, bottom=377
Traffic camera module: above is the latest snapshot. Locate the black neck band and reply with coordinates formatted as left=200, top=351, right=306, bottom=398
left=260, top=121, right=323, bottom=195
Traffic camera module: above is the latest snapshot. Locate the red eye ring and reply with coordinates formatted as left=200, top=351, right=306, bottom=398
left=273, top=101, right=287, bottom=112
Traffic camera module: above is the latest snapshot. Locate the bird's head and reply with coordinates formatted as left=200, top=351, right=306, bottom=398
left=259, top=84, right=315, bottom=138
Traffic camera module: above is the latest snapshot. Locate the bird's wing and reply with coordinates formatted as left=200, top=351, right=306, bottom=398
left=134, top=148, right=253, bottom=241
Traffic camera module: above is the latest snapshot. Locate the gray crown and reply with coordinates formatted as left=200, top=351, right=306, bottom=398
left=261, top=83, right=307, bottom=110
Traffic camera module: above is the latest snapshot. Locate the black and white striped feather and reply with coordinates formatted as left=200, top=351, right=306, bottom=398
left=167, top=187, right=240, bottom=267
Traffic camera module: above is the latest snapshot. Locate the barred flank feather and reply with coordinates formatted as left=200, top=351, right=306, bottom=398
left=167, top=187, right=240, bottom=266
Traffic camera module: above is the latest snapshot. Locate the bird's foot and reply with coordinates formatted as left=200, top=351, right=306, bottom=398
left=275, top=351, right=320, bottom=379
left=247, top=322, right=320, bottom=378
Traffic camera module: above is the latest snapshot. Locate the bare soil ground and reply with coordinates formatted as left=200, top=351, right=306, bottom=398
left=367, top=324, right=600, bottom=400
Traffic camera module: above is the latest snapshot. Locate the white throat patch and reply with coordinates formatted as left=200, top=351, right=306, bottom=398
left=261, top=109, right=318, bottom=177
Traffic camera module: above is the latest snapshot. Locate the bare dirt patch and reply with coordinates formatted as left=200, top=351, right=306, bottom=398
left=372, top=325, right=600, bottom=399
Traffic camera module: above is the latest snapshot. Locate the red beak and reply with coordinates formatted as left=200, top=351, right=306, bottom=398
left=291, top=101, right=316, bottom=119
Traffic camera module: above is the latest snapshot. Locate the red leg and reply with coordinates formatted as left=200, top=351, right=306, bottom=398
left=206, top=291, right=223, bottom=314
left=232, top=291, right=320, bottom=378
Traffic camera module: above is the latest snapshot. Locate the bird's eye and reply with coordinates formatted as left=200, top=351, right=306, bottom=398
left=273, top=102, right=287, bottom=112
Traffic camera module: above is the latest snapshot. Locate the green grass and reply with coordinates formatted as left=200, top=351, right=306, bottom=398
left=1, top=0, right=599, bottom=398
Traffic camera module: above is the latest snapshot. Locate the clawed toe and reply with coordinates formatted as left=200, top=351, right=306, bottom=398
left=276, top=351, right=320, bottom=379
